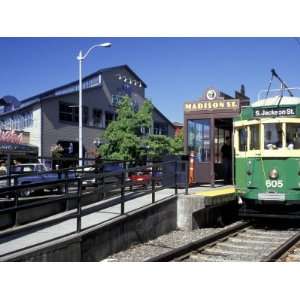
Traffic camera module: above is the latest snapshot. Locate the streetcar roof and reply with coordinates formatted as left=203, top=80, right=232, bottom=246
left=252, top=96, right=300, bottom=107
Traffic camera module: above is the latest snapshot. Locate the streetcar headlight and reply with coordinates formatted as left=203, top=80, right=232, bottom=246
left=269, top=169, right=279, bottom=179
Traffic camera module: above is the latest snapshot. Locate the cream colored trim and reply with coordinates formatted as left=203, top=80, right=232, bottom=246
left=236, top=150, right=300, bottom=158
left=282, top=122, right=287, bottom=148
left=246, top=125, right=250, bottom=152
left=234, top=117, right=300, bottom=128
left=234, top=119, right=261, bottom=127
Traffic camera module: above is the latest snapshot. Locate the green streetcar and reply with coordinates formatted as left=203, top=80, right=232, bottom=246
left=234, top=72, right=300, bottom=218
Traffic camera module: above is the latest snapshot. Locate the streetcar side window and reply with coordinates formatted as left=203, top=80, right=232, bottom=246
left=286, top=123, right=300, bottom=150
left=238, top=127, right=247, bottom=151
left=264, top=123, right=282, bottom=150
left=249, top=124, right=260, bottom=150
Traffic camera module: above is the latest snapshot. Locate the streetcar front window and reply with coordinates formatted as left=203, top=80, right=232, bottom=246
left=238, top=127, right=247, bottom=151
left=249, top=124, right=260, bottom=150
left=286, top=123, right=300, bottom=149
left=264, top=123, right=282, bottom=150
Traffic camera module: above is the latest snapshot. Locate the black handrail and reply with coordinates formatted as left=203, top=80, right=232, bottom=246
left=0, top=158, right=189, bottom=255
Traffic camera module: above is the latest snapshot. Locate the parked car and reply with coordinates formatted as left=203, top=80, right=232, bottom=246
left=129, top=170, right=151, bottom=189
left=82, top=162, right=124, bottom=188
left=12, top=163, right=75, bottom=197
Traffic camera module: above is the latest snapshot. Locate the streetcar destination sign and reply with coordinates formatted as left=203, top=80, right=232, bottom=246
left=254, top=107, right=296, bottom=118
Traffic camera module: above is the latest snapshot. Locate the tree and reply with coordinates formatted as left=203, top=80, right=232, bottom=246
left=98, top=96, right=184, bottom=161
left=143, top=134, right=173, bottom=161
left=98, top=96, right=152, bottom=161
left=171, top=129, right=184, bottom=154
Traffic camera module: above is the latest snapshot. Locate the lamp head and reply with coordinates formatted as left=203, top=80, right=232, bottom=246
left=99, top=42, right=112, bottom=48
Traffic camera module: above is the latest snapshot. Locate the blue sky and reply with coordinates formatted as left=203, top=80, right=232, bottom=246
left=1, top=37, right=300, bottom=122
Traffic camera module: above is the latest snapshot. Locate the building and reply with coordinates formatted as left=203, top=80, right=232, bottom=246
left=184, top=85, right=250, bottom=186
left=0, top=65, right=175, bottom=163
left=173, top=122, right=183, bottom=137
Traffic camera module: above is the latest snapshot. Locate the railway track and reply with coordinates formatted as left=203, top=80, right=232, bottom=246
left=146, top=221, right=300, bottom=262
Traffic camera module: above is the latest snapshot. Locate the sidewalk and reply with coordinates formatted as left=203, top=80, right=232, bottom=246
left=0, top=188, right=175, bottom=258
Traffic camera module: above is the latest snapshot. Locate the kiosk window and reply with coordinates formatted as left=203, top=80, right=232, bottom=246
left=250, top=124, right=260, bottom=150
left=238, top=127, right=247, bottom=152
left=264, top=123, right=282, bottom=150
left=188, top=119, right=211, bottom=162
left=286, top=123, right=300, bottom=149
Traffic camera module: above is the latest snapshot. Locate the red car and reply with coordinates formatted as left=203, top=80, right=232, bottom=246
left=129, top=171, right=151, bottom=188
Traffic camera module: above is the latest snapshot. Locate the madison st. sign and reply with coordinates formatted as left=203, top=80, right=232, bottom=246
left=184, top=99, right=240, bottom=112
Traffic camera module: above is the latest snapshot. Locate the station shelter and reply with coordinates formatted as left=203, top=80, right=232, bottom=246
left=184, top=86, right=250, bottom=186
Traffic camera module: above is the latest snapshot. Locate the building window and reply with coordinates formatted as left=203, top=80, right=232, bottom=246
left=105, top=112, right=114, bottom=128
left=55, top=75, right=101, bottom=97
left=59, top=102, right=73, bottom=122
left=83, top=107, right=88, bottom=125
left=93, top=109, right=102, bottom=128
left=0, top=111, right=33, bottom=130
left=59, top=102, right=88, bottom=124
left=154, top=122, right=168, bottom=135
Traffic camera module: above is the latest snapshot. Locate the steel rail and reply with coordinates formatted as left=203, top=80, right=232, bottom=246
left=261, top=231, right=300, bottom=262
left=145, top=221, right=251, bottom=262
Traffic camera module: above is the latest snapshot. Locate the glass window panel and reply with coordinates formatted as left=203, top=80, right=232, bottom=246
left=250, top=124, right=260, bottom=150
left=238, top=127, right=247, bottom=152
left=286, top=123, right=300, bottom=149
left=264, top=123, right=282, bottom=150
left=83, top=106, right=88, bottom=125
left=93, top=109, right=102, bottom=127
left=187, top=119, right=210, bottom=162
left=105, top=112, right=114, bottom=128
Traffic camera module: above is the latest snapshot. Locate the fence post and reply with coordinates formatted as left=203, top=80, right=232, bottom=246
left=174, top=160, right=178, bottom=195
left=76, top=178, right=82, bottom=233
left=65, top=169, right=69, bottom=194
left=121, top=169, right=125, bottom=215
left=185, top=157, right=189, bottom=195
left=14, top=176, right=19, bottom=227
left=152, top=165, right=155, bottom=203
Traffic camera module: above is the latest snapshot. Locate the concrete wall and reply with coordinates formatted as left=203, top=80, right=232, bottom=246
left=177, top=193, right=238, bottom=230
left=4, top=196, right=177, bottom=262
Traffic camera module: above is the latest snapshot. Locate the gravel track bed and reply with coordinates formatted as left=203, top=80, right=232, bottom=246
left=101, top=221, right=245, bottom=262
left=181, top=228, right=298, bottom=262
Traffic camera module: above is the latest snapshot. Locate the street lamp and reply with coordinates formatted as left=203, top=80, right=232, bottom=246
left=77, top=42, right=112, bottom=166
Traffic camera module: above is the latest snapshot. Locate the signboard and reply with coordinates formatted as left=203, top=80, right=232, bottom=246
left=253, top=107, right=296, bottom=118
left=0, top=130, right=23, bottom=144
left=0, top=143, right=38, bottom=154
left=184, top=99, right=240, bottom=112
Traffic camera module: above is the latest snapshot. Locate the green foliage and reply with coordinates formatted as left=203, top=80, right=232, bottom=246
left=98, top=96, right=153, bottom=160
left=98, top=96, right=184, bottom=161
left=171, top=129, right=184, bottom=154
left=143, top=135, right=173, bottom=161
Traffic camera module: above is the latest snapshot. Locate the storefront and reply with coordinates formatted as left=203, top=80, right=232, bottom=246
left=184, top=87, right=250, bottom=186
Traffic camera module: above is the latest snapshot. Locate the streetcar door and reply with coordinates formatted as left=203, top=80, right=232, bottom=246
left=214, top=118, right=233, bottom=184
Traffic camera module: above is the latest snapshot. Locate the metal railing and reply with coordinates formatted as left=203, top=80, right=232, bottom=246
left=0, top=157, right=189, bottom=256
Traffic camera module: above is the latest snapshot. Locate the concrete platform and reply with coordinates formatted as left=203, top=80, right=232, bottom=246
left=0, top=188, right=176, bottom=260
left=0, top=185, right=239, bottom=261
left=177, top=185, right=237, bottom=230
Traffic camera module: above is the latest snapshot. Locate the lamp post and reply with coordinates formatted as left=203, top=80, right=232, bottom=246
left=77, top=42, right=112, bottom=166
